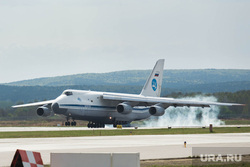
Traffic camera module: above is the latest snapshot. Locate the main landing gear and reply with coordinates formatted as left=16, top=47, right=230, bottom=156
left=65, top=121, right=77, bottom=126
left=87, top=122, right=105, bottom=128
left=65, top=118, right=77, bottom=126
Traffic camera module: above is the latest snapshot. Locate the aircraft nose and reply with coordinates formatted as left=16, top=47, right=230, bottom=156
left=51, top=102, right=67, bottom=114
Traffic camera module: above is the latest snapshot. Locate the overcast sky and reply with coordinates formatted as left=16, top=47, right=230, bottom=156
left=0, top=0, right=249, bottom=83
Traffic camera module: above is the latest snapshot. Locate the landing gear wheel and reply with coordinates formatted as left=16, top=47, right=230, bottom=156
left=87, top=122, right=94, bottom=128
left=65, top=121, right=70, bottom=126
left=87, top=122, right=105, bottom=128
left=71, top=121, right=76, bottom=126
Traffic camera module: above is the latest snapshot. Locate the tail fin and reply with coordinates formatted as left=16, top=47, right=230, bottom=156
left=140, top=59, right=164, bottom=97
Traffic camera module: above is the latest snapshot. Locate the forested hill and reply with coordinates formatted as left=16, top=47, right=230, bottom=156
left=0, top=69, right=250, bottom=103
left=0, top=69, right=250, bottom=119
left=5, top=69, right=250, bottom=88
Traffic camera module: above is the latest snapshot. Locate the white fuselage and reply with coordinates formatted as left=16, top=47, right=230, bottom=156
left=54, top=89, right=151, bottom=124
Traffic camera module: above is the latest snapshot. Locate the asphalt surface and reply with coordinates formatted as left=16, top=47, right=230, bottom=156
left=0, top=125, right=250, bottom=132
left=0, top=130, right=250, bottom=166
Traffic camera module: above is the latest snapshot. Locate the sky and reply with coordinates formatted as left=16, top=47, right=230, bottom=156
left=0, top=0, right=249, bottom=83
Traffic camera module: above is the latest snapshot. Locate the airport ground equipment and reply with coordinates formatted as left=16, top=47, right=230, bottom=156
left=51, top=153, right=140, bottom=167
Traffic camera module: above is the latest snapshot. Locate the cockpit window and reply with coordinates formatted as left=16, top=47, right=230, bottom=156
left=64, top=91, right=73, bottom=96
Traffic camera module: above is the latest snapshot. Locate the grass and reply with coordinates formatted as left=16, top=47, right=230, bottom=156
left=141, top=164, right=250, bottom=167
left=45, top=163, right=250, bottom=167
left=223, top=119, right=250, bottom=125
left=0, top=127, right=250, bottom=139
left=141, top=155, right=250, bottom=167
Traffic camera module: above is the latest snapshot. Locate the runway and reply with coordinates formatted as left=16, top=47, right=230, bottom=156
left=0, top=132, right=250, bottom=166
left=0, top=125, right=250, bottom=132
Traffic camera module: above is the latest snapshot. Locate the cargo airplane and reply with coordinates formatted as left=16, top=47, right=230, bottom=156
left=12, top=59, right=244, bottom=128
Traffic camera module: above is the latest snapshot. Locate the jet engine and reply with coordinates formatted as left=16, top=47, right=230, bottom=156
left=37, top=106, right=51, bottom=117
left=116, top=103, right=132, bottom=114
left=149, top=105, right=165, bottom=116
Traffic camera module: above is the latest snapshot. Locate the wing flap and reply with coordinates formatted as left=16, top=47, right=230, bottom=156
left=12, top=100, right=54, bottom=108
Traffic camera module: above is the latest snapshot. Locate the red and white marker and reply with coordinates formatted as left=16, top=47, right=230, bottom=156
left=11, top=149, right=44, bottom=167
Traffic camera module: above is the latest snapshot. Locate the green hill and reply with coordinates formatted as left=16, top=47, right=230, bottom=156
left=6, top=69, right=250, bottom=87
left=1, top=69, right=250, bottom=103
left=1, top=69, right=250, bottom=120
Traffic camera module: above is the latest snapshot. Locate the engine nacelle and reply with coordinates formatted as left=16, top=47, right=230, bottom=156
left=116, top=103, right=133, bottom=114
left=37, top=106, right=51, bottom=117
left=149, top=105, right=165, bottom=116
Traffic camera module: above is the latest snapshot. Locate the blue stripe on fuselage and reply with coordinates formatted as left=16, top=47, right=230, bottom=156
left=60, top=104, right=149, bottom=111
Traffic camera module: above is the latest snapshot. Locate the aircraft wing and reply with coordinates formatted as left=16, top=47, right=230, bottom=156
left=102, top=93, right=244, bottom=108
left=12, top=100, right=54, bottom=108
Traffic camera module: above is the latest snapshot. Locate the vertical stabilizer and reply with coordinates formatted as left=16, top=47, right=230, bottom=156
left=140, top=59, right=164, bottom=97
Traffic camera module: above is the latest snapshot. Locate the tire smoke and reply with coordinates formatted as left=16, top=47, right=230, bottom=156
left=143, top=96, right=225, bottom=127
